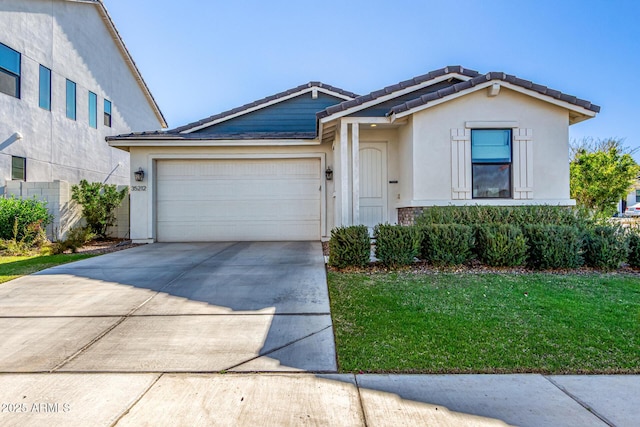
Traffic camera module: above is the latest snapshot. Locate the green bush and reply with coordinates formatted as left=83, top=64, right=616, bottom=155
left=374, top=224, right=422, bottom=268
left=415, top=205, right=591, bottom=228
left=71, top=180, right=127, bottom=239
left=0, top=197, right=52, bottom=242
left=583, top=226, right=628, bottom=271
left=50, top=226, right=96, bottom=254
left=628, top=230, right=640, bottom=269
left=475, top=224, right=527, bottom=267
left=420, top=224, right=474, bottom=266
left=523, top=225, right=583, bottom=269
left=328, top=225, right=371, bottom=269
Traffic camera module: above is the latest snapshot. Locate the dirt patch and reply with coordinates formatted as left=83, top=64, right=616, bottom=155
left=71, top=239, right=143, bottom=255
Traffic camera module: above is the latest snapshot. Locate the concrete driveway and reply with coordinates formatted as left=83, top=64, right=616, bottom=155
left=0, top=241, right=336, bottom=373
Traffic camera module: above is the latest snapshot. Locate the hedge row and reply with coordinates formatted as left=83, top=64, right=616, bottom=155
left=329, top=223, right=636, bottom=271
left=0, top=197, right=52, bottom=242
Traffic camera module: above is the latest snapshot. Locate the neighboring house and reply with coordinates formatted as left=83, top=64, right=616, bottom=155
left=621, top=180, right=640, bottom=213
left=108, top=66, right=599, bottom=243
left=0, top=0, right=166, bottom=236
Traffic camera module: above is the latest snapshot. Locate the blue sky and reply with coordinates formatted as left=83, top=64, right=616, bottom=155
left=105, top=0, right=640, bottom=158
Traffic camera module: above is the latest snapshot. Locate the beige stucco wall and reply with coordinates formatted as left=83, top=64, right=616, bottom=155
left=407, top=87, right=571, bottom=205
left=127, top=144, right=335, bottom=243
left=0, top=0, right=164, bottom=188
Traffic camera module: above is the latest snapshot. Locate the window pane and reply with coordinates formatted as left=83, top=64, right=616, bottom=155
left=66, top=79, right=76, bottom=120
left=39, top=65, right=51, bottom=110
left=0, top=69, right=18, bottom=97
left=0, top=43, right=20, bottom=75
left=473, top=164, right=511, bottom=198
left=88, top=91, right=97, bottom=128
left=472, top=129, right=511, bottom=163
left=11, top=156, right=26, bottom=181
left=104, top=99, right=112, bottom=127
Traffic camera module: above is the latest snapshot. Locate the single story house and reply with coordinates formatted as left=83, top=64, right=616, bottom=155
left=108, top=66, right=599, bottom=243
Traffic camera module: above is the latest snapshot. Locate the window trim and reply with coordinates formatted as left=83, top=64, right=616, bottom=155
left=11, top=156, right=26, bottom=181
left=88, top=91, right=97, bottom=128
left=0, top=42, right=21, bottom=98
left=39, top=65, right=51, bottom=110
left=471, top=128, right=513, bottom=199
left=66, top=79, right=76, bottom=120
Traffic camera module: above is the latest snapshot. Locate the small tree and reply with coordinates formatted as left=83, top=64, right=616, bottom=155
left=71, top=180, right=127, bottom=239
left=570, top=138, right=639, bottom=218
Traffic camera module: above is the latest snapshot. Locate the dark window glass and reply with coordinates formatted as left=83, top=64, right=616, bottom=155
left=104, top=99, right=112, bottom=127
left=0, top=43, right=20, bottom=98
left=11, top=156, right=26, bottom=181
left=66, top=79, right=76, bottom=120
left=472, top=129, right=512, bottom=199
left=39, top=65, right=51, bottom=110
left=472, top=164, right=511, bottom=198
left=88, top=91, right=97, bottom=128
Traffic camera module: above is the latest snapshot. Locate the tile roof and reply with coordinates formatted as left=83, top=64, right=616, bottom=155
left=316, top=66, right=480, bottom=120
left=170, top=82, right=358, bottom=134
left=388, top=71, right=601, bottom=116
left=107, top=131, right=317, bottom=141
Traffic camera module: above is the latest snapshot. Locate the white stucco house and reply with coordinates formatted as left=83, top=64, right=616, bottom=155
left=108, top=66, right=599, bottom=243
left=0, top=0, right=166, bottom=236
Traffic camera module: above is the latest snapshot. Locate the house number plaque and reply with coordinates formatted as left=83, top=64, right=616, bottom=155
left=131, top=186, right=147, bottom=191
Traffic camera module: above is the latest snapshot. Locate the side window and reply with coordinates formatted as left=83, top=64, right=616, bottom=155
left=11, top=156, right=26, bottom=181
left=471, top=129, right=512, bottom=198
left=66, top=79, right=76, bottom=120
left=0, top=43, right=20, bottom=98
left=104, top=99, right=112, bottom=127
left=88, top=91, right=97, bottom=128
left=39, top=65, right=51, bottom=110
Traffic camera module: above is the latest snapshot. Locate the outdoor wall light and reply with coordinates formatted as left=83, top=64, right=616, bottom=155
left=325, top=167, right=333, bottom=181
left=134, top=167, right=145, bottom=182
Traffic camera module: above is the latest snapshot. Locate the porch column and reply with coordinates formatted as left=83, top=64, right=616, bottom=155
left=351, top=123, right=360, bottom=225
left=340, top=121, right=350, bottom=225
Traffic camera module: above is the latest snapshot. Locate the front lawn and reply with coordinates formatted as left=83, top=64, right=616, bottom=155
left=0, top=254, right=95, bottom=284
left=328, top=272, right=640, bottom=374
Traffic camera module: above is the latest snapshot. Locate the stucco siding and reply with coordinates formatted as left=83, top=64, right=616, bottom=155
left=0, top=0, right=163, bottom=188
left=409, top=88, right=571, bottom=204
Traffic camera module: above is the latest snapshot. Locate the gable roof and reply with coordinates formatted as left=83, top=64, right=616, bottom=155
left=318, top=66, right=600, bottom=125
left=317, top=65, right=478, bottom=121
left=171, top=82, right=357, bottom=134
left=70, top=0, right=167, bottom=128
left=387, top=71, right=600, bottom=123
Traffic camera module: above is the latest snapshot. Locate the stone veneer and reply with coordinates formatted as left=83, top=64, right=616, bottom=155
left=397, top=207, right=426, bottom=226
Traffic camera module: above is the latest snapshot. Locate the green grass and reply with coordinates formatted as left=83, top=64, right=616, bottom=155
left=328, top=271, right=640, bottom=374
left=0, top=254, right=95, bottom=284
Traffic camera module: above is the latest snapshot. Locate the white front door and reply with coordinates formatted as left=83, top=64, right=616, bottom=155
left=359, top=142, right=388, bottom=229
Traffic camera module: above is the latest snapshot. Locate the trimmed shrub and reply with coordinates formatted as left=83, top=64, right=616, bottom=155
left=627, top=231, right=640, bottom=269
left=420, top=224, right=474, bottom=266
left=415, top=205, right=591, bottom=229
left=374, top=224, right=422, bottom=268
left=583, top=226, right=628, bottom=271
left=0, top=197, right=52, bottom=242
left=475, top=224, right=527, bottom=267
left=328, top=225, right=371, bottom=269
left=523, top=225, right=583, bottom=269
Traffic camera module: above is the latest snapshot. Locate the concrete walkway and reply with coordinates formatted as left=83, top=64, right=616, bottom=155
left=0, top=243, right=638, bottom=426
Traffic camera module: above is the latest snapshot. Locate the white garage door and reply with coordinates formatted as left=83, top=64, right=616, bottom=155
left=156, top=158, right=321, bottom=241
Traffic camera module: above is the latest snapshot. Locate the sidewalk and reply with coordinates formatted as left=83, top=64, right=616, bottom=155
left=0, top=372, right=637, bottom=426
